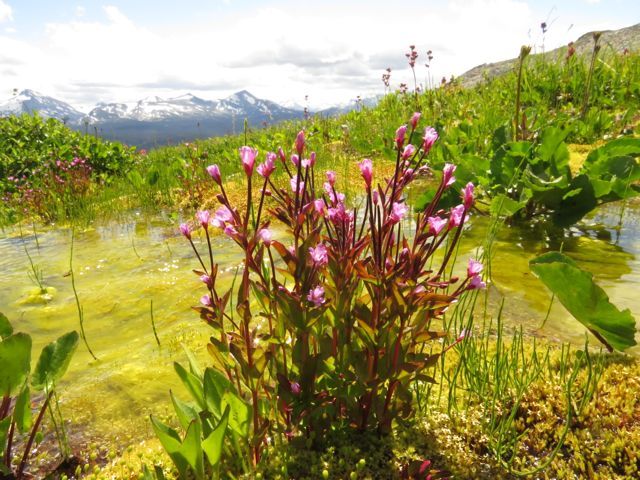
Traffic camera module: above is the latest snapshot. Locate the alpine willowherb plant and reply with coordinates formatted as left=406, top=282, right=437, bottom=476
left=175, top=114, right=482, bottom=470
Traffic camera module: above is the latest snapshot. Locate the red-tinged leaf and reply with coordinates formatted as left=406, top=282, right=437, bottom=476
left=192, top=269, right=206, bottom=276
left=413, top=331, right=447, bottom=343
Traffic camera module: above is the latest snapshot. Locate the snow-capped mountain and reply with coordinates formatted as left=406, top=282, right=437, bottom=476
left=0, top=89, right=84, bottom=124
left=0, top=89, right=373, bottom=148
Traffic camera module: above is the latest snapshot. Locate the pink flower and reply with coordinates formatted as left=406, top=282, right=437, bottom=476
left=390, top=202, right=408, bottom=223
left=239, top=146, right=258, bottom=177
left=401, top=144, right=416, bottom=160
left=213, top=206, right=233, bottom=228
left=462, top=182, right=475, bottom=209
left=257, top=153, right=276, bottom=178
left=200, top=294, right=213, bottom=307
left=422, top=127, right=438, bottom=153
left=443, top=163, right=456, bottom=187
left=449, top=204, right=465, bottom=229
left=326, top=171, right=337, bottom=186
left=196, top=210, right=211, bottom=228
left=309, top=152, right=316, bottom=167
left=410, top=112, right=421, bottom=129
left=206, top=164, right=222, bottom=184
left=291, top=154, right=300, bottom=167
left=200, top=274, right=213, bottom=288
left=307, top=285, right=325, bottom=307
left=290, top=381, right=301, bottom=395
left=395, top=125, right=407, bottom=149
left=277, top=147, right=287, bottom=164
left=224, top=224, right=238, bottom=237
left=467, top=258, right=483, bottom=277
left=359, top=158, right=373, bottom=188
left=313, top=198, right=325, bottom=215
left=258, top=228, right=272, bottom=246
left=290, top=175, right=305, bottom=193
left=457, top=329, right=470, bottom=341
left=179, top=223, right=191, bottom=239
left=427, top=216, right=446, bottom=235
left=295, top=130, right=305, bottom=155
left=372, top=190, right=380, bottom=204
left=309, top=243, right=328, bottom=267
left=468, top=275, right=486, bottom=290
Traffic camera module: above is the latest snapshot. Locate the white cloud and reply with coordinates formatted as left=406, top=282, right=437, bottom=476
left=76, top=5, right=86, bottom=17
left=0, top=1, right=13, bottom=23
left=0, top=1, right=632, bottom=110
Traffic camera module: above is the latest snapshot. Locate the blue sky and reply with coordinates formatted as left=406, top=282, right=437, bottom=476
left=1, top=0, right=638, bottom=110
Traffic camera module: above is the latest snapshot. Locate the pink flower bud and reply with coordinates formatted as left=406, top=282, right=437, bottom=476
left=401, top=144, right=416, bottom=160
left=277, top=147, right=286, bottom=164
left=395, top=125, right=407, bottom=149
left=313, top=198, right=325, bottom=215
left=206, top=164, right=221, bottom=184
left=359, top=158, right=373, bottom=188
left=200, top=294, right=213, bottom=307
left=410, top=112, right=421, bottom=129
left=179, top=223, right=191, bottom=239
left=291, top=154, right=300, bottom=167
left=258, top=228, right=272, bottom=246
left=462, top=182, right=475, bottom=209
left=448, top=204, right=465, bottom=229
left=290, top=382, right=301, bottom=395
left=239, top=146, right=258, bottom=177
left=326, top=170, right=336, bottom=186
left=442, top=163, right=456, bottom=187
left=422, top=127, right=438, bottom=154
left=309, top=152, right=316, bottom=167
left=224, top=224, right=238, bottom=237
left=200, top=274, right=213, bottom=288
left=295, top=130, right=305, bottom=155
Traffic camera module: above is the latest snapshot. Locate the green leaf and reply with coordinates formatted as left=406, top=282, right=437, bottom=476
left=170, top=391, right=198, bottom=430
left=490, top=194, right=526, bottom=217
left=530, top=252, right=637, bottom=352
left=32, top=331, right=79, bottom=391
left=0, top=416, right=11, bottom=457
left=180, top=419, right=204, bottom=480
left=0, top=313, right=12, bottom=339
left=222, top=391, right=251, bottom=438
left=0, top=332, right=32, bottom=397
left=202, top=405, right=229, bottom=467
left=13, top=385, right=32, bottom=433
left=150, top=416, right=190, bottom=479
left=174, top=362, right=205, bottom=410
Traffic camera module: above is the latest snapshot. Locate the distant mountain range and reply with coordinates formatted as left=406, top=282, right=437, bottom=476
left=0, top=89, right=377, bottom=149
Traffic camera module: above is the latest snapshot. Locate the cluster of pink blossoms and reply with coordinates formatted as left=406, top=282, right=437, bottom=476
left=180, top=119, right=485, bottom=315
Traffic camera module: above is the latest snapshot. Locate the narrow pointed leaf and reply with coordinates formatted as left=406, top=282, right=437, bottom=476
left=202, top=405, right=229, bottom=467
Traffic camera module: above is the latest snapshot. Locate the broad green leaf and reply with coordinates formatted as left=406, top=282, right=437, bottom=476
left=181, top=419, right=204, bottom=480
left=552, top=175, right=598, bottom=227
left=0, top=332, right=32, bottom=397
left=530, top=252, right=637, bottom=352
left=13, top=385, right=32, bottom=433
left=222, top=391, right=251, bottom=438
left=0, top=312, right=12, bottom=339
left=490, top=194, right=526, bottom=217
left=584, top=137, right=640, bottom=166
left=170, top=391, right=198, bottom=430
left=150, top=416, right=189, bottom=479
left=537, top=127, right=570, bottom=176
left=32, top=331, right=79, bottom=391
left=202, top=405, right=229, bottom=467
left=174, top=362, right=205, bottom=410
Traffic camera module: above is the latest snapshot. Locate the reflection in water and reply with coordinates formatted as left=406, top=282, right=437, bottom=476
left=0, top=199, right=638, bottom=445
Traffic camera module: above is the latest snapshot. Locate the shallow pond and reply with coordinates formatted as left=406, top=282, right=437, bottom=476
left=0, top=199, right=638, bottom=447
